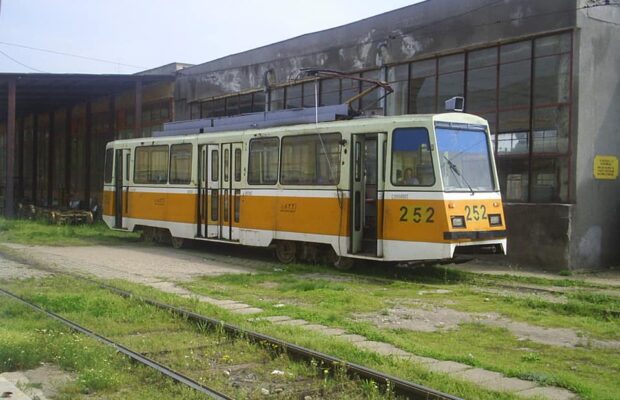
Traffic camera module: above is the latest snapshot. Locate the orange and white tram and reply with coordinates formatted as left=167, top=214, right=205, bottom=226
left=102, top=108, right=506, bottom=267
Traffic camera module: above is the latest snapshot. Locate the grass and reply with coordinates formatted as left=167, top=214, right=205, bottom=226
left=178, top=263, right=620, bottom=400
left=0, top=217, right=139, bottom=245
left=0, top=275, right=417, bottom=399
left=1, top=219, right=618, bottom=398
left=0, top=295, right=205, bottom=399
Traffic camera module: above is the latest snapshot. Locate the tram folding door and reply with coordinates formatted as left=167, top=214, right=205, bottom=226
left=199, top=144, right=220, bottom=239
left=219, top=142, right=243, bottom=241
left=350, top=133, right=385, bottom=256
left=114, top=148, right=130, bottom=229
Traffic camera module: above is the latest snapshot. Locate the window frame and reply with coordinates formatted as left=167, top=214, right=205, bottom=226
left=247, top=137, right=280, bottom=185
left=169, top=143, right=193, bottom=185
left=133, top=144, right=170, bottom=185
left=279, top=132, right=342, bottom=186
left=390, top=127, right=436, bottom=188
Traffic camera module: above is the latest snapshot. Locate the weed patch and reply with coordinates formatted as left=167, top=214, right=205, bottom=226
left=0, top=218, right=139, bottom=246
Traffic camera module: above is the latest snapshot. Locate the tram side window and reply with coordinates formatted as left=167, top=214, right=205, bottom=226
left=281, top=133, right=341, bottom=185
left=170, top=144, right=192, bottom=184
left=104, top=149, right=113, bottom=184
left=248, top=137, right=279, bottom=185
left=134, top=145, right=169, bottom=184
left=391, top=128, right=435, bottom=186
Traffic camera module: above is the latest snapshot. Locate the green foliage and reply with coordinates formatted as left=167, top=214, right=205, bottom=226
left=0, top=218, right=139, bottom=245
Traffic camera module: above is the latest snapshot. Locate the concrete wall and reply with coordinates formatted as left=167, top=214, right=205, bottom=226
left=504, top=204, right=572, bottom=271
left=571, top=0, right=620, bottom=268
left=174, top=0, right=576, bottom=119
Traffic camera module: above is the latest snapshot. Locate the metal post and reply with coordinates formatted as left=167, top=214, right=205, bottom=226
left=64, top=108, right=72, bottom=206
left=47, top=111, right=55, bottom=207
left=5, top=79, right=16, bottom=217
left=108, top=95, right=116, bottom=142
left=17, top=116, right=24, bottom=200
left=31, top=113, right=38, bottom=205
left=84, top=101, right=92, bottom=209
left=134, top=79, right=142, bottom=138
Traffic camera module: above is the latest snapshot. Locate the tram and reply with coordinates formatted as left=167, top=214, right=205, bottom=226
left=102, top=101, right=506, bottom=268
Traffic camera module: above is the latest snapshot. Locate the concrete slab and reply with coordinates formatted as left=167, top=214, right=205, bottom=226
left=219, top=302, right=250, bottom=310
left=292, top=323, right=345, bottom=336
left=273, top=319, right=309, bottom=326
left=0, top=377, right=29, bottom=399
left=205, top=299, right=240, bottom=306
left=395, top=354, right=439, bottom=364
left=484, top=376, right=539, bottom=392
left=259, top=316, right=292, bottom=323
left=337, top=334, right=367, bottom=343
left=302, top=324, right=329, bottom=331
left=517, top=386, right=577, bottom=400
left=319, top=328, right=346, bottom=336
left=426, top=361, right=472, bottom=374
left=453, top=368, right=504, bottom=384
left=0, top=376, right=36, bottom=400
left=232, top=307, right=263, bottom=315
left=355, top=341, right=411, bottom=357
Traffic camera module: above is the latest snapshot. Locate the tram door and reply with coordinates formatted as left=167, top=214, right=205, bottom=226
left=350, top=133, right=385, bottom=256
left=203, top=144, right=220, bottom=238
left=114, top=148, right=130, bottom=229
left=219, top=142, right=243, bottom=241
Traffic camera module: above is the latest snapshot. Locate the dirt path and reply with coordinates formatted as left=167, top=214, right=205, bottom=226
left=0, top=242, right=265, bottom=284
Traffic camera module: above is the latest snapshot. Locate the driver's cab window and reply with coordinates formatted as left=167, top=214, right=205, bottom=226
left=391, top=128, right=435, bottom=186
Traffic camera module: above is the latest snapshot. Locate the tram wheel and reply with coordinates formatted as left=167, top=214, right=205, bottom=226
left=171, top=236, right=185, bottom=249
left=142, top=227, right=156, bottom=243
left=275, top=241, right=297, bottom=264
left=321, top=246, right=355, bottom=271
left=333, top=256, right=355, bottom=271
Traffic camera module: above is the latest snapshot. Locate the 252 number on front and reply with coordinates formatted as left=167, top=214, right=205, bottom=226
left=399, top=206, right=435, bottom=223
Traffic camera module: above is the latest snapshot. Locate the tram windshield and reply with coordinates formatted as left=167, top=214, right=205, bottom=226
left=436, top=125, right=495, bottom=192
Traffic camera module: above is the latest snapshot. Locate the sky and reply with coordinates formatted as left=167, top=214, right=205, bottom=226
left=0, top=0, right=422, bottom=75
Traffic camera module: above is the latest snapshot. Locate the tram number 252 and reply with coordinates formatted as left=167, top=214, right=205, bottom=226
left=400, top=206, right=435, bottom=223
left=465, top=205, right=487, bottom=221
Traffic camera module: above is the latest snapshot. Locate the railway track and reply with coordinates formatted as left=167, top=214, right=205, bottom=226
left=0, top=269, right=462, bottom=400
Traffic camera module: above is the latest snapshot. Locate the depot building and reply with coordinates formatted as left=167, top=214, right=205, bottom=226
left=1, top=0, right=618, bottom=270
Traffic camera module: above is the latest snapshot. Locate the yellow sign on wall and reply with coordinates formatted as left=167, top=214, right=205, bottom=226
left=594, top=155, right=619, bottom=180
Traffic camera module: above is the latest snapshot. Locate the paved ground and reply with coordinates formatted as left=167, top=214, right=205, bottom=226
left=0, top=364, right=73, bottom=400
left=453, top=258, right=620, bottom=287
left=0, top=242, right=265, bottom=283
left=0, top=243, right=589, bottom=399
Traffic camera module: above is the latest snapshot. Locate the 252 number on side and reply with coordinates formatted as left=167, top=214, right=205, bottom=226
left=399, top=206, right=435, bottom=223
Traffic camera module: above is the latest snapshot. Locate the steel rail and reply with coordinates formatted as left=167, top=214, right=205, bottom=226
left=89, top=279, right=462, bottom=400
left=0, top=287, right=232, bottom=400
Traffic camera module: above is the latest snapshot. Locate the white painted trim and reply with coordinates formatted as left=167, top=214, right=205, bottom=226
left=383, top=191, right=502, bottom=201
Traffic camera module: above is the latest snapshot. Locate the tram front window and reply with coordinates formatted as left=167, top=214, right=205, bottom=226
left=436, top=126, right=495, bottom=192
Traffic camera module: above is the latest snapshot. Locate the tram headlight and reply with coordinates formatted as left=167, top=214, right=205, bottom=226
left=451, top=216, right=466, bottom=228
left=489, top=214, right=502, bottom=226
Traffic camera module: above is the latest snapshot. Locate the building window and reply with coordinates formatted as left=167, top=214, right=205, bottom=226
left=409, top=59, right=436, bottom=113
left=320, top=78, right=341, bottom=106
left=386, top=64, right=409, bottom=116
left=285, top=85, right=302, bottom=109
left=437, top=54, right=465, bottom=111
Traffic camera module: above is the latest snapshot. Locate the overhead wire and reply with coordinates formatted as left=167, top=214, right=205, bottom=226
left=0, top=48, right=46, bottom=72
left=0, top=40, right=147, bottom=69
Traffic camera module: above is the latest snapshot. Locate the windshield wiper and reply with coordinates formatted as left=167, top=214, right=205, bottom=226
left=444, top=156, right=474, bottom=195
